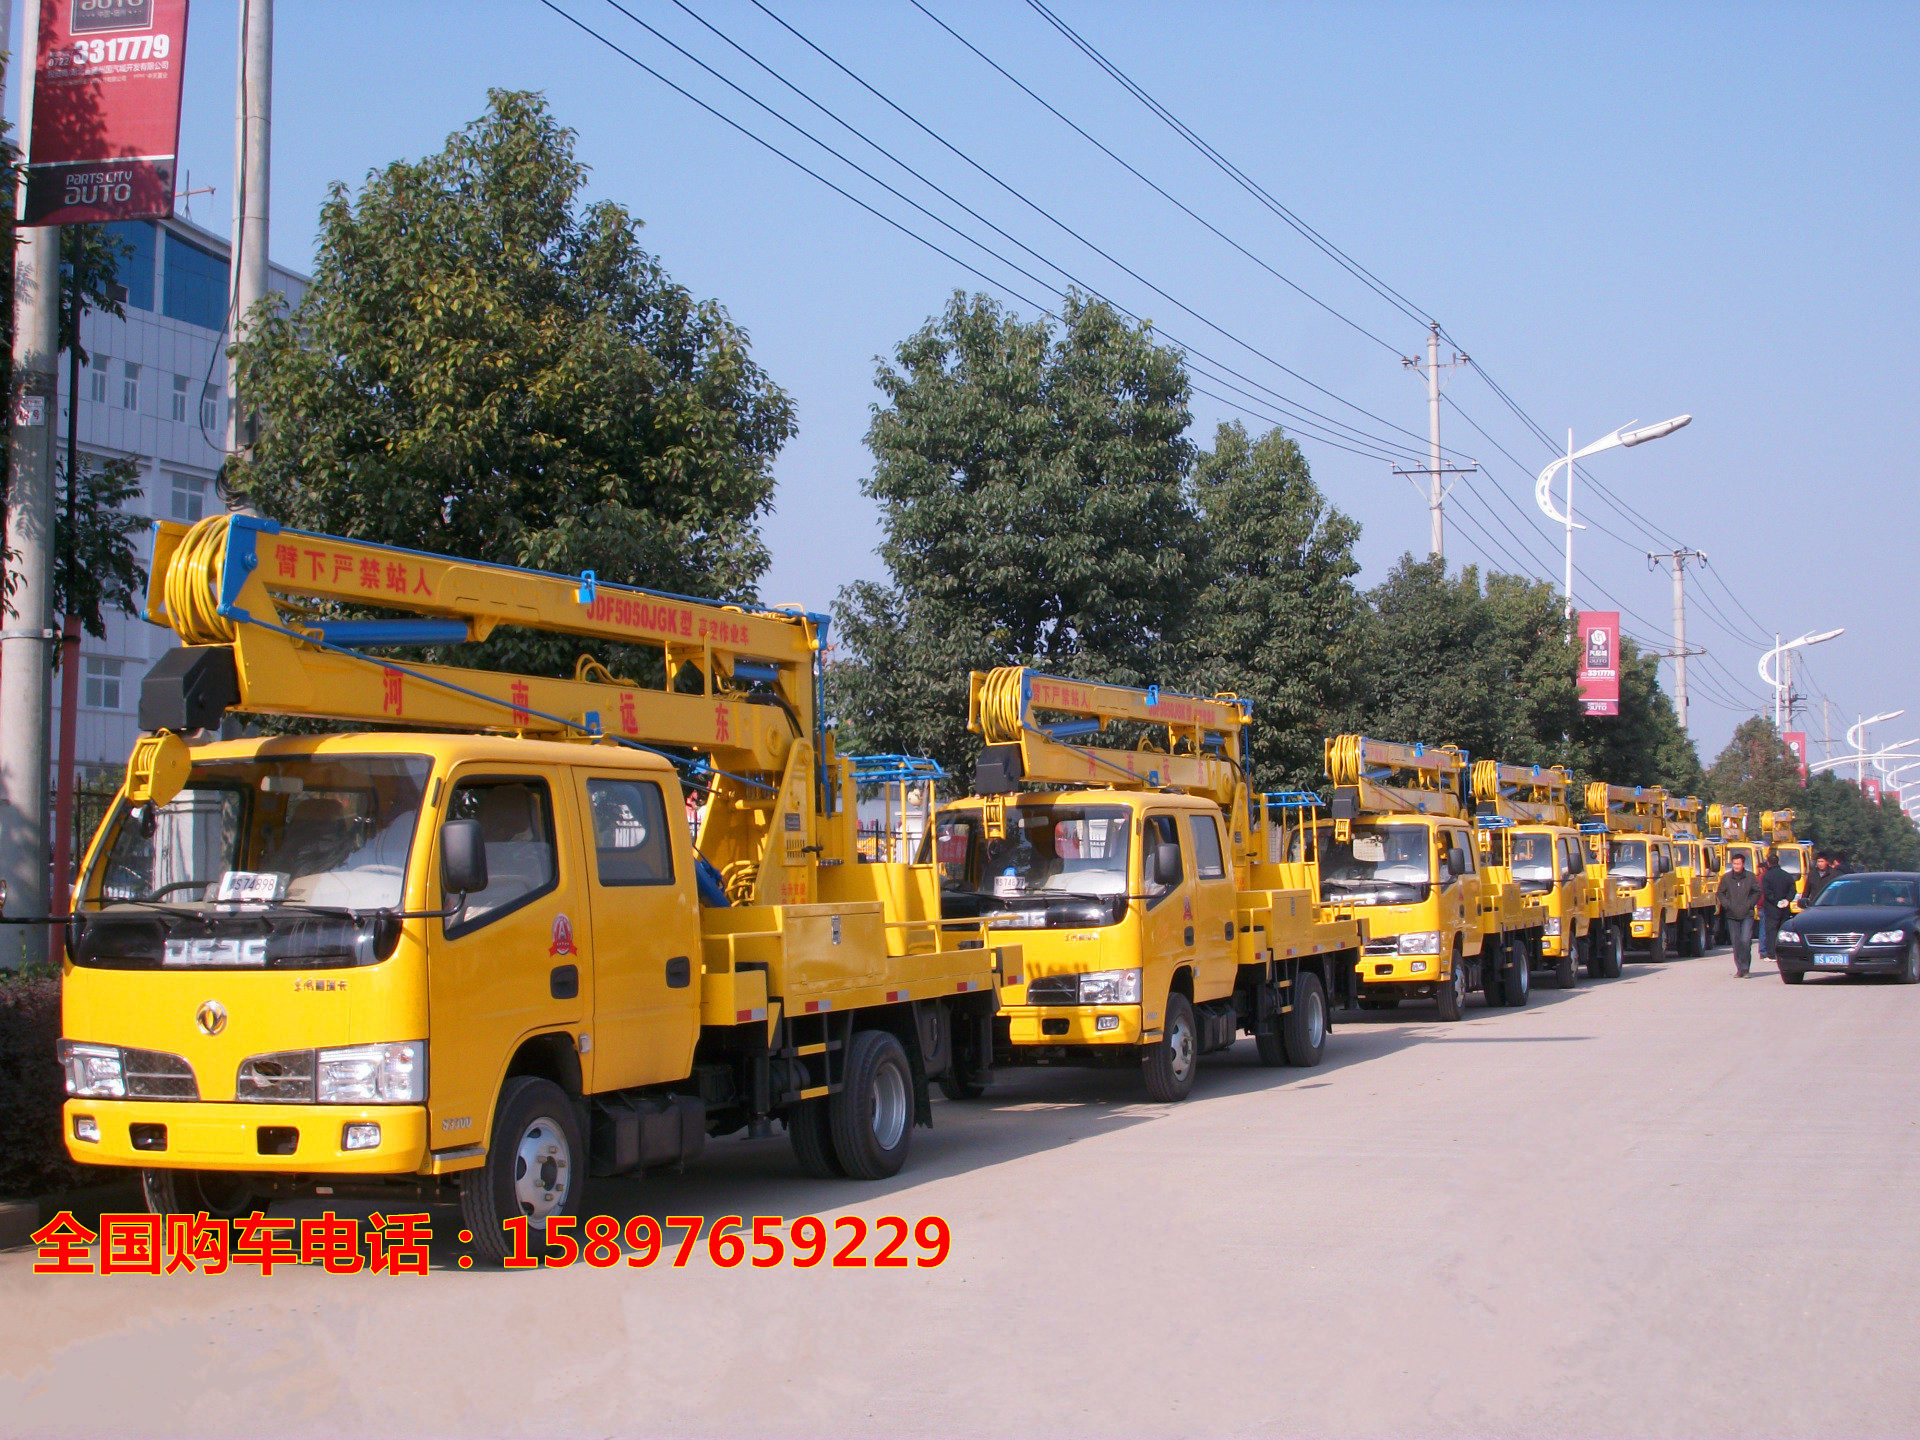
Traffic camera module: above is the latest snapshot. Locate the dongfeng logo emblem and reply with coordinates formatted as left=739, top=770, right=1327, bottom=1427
left=196, top=1000, right=228, bottom=1036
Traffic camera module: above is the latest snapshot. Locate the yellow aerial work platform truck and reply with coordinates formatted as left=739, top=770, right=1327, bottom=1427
left=1585, top=783, right=1679, bottom=961
left=57, top=515, right=1012, bottom=1261
left=1471, top=760, right=1592, bottom=990
left=1666, top=795, right=1721, bottom=955
left=1724, top=809, right=1814, bottom=904
left=1321, top=736, right=1545, bottom=1019
left=922, top=667, right=1360, bottom=1102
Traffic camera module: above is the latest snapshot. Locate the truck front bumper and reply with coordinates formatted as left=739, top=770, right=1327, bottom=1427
left=1359, top=954, right=1442, bottom=983
left=64, top=1099, right=431, bottom=1174
left=1003, top=1005, right=1145, bottom=1048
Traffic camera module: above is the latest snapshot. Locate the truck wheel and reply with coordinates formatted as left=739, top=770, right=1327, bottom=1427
left=1902, top=940, right=1920, bottom=985
left=1481, top=942, right=1504, bottom=1008
left=141, top=1168, right=258, bottom=1221
left=1605, top=925, right=1625, bottom=979
left=1435, top=946, right=1467, bottom=1021
left=460, top=1076, right=584, bottom=1265
left=1581, top=930, right=1603, bottom=980
left=936, top=1040, right=990, bottom=1100
left=1143, top=992, right=1198, bottom=1102
left=788, top=1098, right=843, bottom=1178
left=1553, top=931, right=1576, bottom=988
left=829, top=1030, right=913, bottom=1180
left=1650, top=923, right=1668, bottom=964
left=1281, top=971, right=1327, bottom=1066
left=1505, top=938, right=1533, bottom=1007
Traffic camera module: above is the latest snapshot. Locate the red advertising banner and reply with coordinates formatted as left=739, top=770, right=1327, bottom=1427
left=1864, top=777, right=1882, bottom=804
left=1782, top=731, right=1809, bottom=781
left=22, top=0, right=190, bottom=226
left=1576, top=611, right=1620, bottom=717
left=1886, top=786, right=1901, bottom=809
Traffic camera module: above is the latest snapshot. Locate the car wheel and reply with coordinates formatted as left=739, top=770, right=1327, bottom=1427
left=1144, top=992, right=1199, bottom=1102
left=1780, top=967, right=1806, bottom=985
left=1281, top=971, right=1328, bottom=1067
left=1903, top=940, right=1920, bottom=986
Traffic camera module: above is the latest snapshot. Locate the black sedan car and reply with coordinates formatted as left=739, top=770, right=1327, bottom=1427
left=1775, top=872, right=1920, bottom=984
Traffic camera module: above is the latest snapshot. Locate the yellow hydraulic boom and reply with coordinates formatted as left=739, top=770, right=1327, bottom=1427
left=1325, top=734, right=1468, bottom=828
left=1584, top=782, right=1670, bottom=834
left=1472, top=760, right=1575, bottom=826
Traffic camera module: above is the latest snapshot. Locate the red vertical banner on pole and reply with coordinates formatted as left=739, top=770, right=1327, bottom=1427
left=1782, top=731, right=1809, bottom=781
left=1576, top=611, right=1620, bottom=717
left=1864, top=777, right=1882, bottom=804
left=22, top=0, right=191, bottom=226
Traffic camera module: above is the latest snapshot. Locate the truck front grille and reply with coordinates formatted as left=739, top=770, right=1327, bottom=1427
left=122, top=1048, right=198, bottom=1100
left=1023, top=976, right=1079, bottom=1005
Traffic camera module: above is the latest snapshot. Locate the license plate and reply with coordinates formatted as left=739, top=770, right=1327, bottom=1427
left=1814, top=952, right=1850, bottom=967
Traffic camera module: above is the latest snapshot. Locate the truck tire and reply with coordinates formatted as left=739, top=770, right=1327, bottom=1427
left=1435, top=944, right=1467, bottom=1021
left=1581, top=929, right=1603, bottom=980
left=1281, top=971, right=1327, bottom=1066
left=1553, top=930, right=1576, bottom=988
left=1650, top=923, right=1668, bottom=964
left=1504, top=937, right=1533, bottom=1007
left=788, top=1098, right=843, bottom=1178
left=937, top=1041, right=990, bottom=1100
left=460, top=1076, right=584, bottom=1265
left=828, top=1030, right=913, bottom=1180
left=140, top=1168, right=258, bottom=1221
left=1143, top=992, right=1198, bottom=1102
left=1604, top=924, right=1625, bottom=979
left=1481, top=941, right=1503, bottom=1008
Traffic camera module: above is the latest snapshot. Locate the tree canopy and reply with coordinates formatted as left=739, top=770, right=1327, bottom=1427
left=228, top=89, right=794, bottom=677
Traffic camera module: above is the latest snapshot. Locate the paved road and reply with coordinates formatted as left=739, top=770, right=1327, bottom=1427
left=5, top=944, right=1917, bottom=1438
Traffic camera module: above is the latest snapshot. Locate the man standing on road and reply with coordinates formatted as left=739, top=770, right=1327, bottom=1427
left=1716, top=851, right=1762, bottom=977
left=1804, top=853, right=1834, bottom=905
left=1760, top=848, right=1797, bottom=968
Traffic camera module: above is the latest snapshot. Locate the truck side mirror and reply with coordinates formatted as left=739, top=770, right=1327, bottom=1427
left=1149, top=843, right=1181, bottom=887
left=442, top=818, right=489, bottom=897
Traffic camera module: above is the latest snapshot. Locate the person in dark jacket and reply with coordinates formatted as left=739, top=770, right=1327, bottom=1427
left=1759, top=849, right=1798, bottom=966
left=1803, top=853, right=1835, bottom=905
left=1715, top=852, right=1763, bottom=977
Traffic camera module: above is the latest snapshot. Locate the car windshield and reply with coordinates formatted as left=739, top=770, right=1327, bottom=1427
left=1509, top=832, right=1555, bottom=887
left=1322, top=824, right=1431, bottom=894
left=928, top=804, right=1132, bottom=900
left=1815, top=877, right=1918, bottom=909
left=1610, top=839, right=1648, bottom=882
left=86, top=754, right=433, bottom=913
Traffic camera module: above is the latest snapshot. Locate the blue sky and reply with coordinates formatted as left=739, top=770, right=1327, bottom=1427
left=18, top=1, right=1918, bottom=771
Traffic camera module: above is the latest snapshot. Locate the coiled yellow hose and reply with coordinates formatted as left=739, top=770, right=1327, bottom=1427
left=1325, top=733, right=1364, bottom=787
left=163, top=515, right=240, bottom=645
left=975, top=666, right=1028, bottom=746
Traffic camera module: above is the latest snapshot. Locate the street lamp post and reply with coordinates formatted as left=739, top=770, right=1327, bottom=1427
left=1757, top=629, right=1844, bottom=729
left=1535, top=415, right=1692, bottom=619
left=1846, top=710, right=1907, bottom=785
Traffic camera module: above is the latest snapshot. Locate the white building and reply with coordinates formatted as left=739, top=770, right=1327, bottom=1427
left=58, top=213, right=309, bottom=776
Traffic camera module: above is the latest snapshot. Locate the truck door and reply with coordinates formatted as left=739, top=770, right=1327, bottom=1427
left=1440, top=824, right=1481, bottom=954
left=573, top=771, right=703, bottom=1091
left=427, top=769, right=581, bottom=1142
left=1140, top=812, right=1192, bottom=1006
left=1184, top=809, right=1236, bottom=997
left=1559, top=835, right=1587, bottom=923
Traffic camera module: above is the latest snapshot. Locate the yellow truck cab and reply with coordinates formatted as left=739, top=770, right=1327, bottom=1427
left=926, top=668, right=1360, bottom=1102
left=1585, top=783, right=1679, bottom=960
left=1706, top=803, right=1749, bottom=941
left=1577, top=827, right=1634, bottom=978
left=1665, top=796, right=1720, bottom=955
left=1321, top=736, right=1543, bottom=1019
left=59, top=515, right=1012, bottom=1262
left=1472, top=760, right=1592, bottom=989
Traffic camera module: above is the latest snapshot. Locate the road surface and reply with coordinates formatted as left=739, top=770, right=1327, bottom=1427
left=4, top=945, right=1916, bottom=1438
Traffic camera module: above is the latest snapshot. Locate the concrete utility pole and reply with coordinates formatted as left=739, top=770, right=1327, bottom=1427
left=227, top=0, right=272, bottom=457
left=1648, top=548, right=1706, bottom=731
left=1398, top=322, right=1473, bottom=562
left=1, top=0, right=60, bottom=957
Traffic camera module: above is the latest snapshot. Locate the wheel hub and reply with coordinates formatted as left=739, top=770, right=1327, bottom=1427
left=870, top=1058, right=909, bottom=1151
left=511, top=1116, right=572, bottom=1219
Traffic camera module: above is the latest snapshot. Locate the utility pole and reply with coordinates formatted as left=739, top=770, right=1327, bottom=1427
left=1647, top=548, right=1706, bottom=730
left=1, top=0, right=60, bottom=958
left=1398, top=322, right=1474, bottom=562
left=1822, top=696, right=1833, bottom=766
left=227, top=0, right=272, bottom=457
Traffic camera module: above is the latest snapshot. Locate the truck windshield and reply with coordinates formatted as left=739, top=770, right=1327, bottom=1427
left=1610, top=839, right=1649, bottom=882
left=924, top=804, right=1133, bottom=927
left=1321, top=824, right=1431, bottom=902
left=86, top=754, right=434, bottom=913
left=1509, top=832, right=1556, bottom=891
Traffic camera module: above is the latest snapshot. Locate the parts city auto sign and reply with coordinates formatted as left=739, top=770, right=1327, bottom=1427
left=22, top=0, right=190, bottom=226
left=1576, top=611, right=1621, bottom=718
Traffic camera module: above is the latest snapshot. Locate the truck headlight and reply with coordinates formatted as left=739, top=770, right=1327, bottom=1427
left=1398, top=931, right=1441, bottom=955
left=1078, top=969, right=1141, bottom=1005
left=316, top=1042, right=426, bottom=1104
left=1543, top=917, right=1561, bottom=936
left=1870, top=930, right=1906, bottom=945
left=1633, top=907, right=1653, bottom=923
left=58, top=1041, right=124, bottom=1099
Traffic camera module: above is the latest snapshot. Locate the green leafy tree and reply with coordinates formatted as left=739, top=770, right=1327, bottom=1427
left=1568, top=637, right=1705, bottom=797
left=1704, top=715, right=1805, bottom=817
left=1182, top=420, right=1364, bottom=790
left=54, top=454, right=147, bottom=639
left=227, top=89, right=794, bottom=679
left=1355, top=555, right=1509, bottom=762
left=832, top=291, right=1196, bottom=772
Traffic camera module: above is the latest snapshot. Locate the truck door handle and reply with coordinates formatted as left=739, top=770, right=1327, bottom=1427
left=549, top=964, right=579, bottom=1000
left=1224, top=922, right=1234, bottom=940
left=665, top=956, right=691, bottom=988
left=1184, top=927, right=1195, bottom=947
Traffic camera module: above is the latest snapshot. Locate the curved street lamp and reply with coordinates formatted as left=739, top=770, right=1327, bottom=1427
left=1844, top=710, right=1908, bottom=785
left=1757, top=629, right=1845, bottom=729
left=1535, top=415, right=1692, bottom=618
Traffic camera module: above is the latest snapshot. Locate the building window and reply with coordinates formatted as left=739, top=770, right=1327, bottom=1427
left=121, top=361, right=140, bottom=410
left=84, top=658, right=123, bottom=710
left=89, top=353, right=108, bottom=403
left=102, top=221, right=156, bottom=311
left=162, top=231, right=230, bottom=331
left=199, top=384, right=221, bottom=432
left=170, top=472, right=207, bottom=523
left=171, top=374, right=189, bottom=422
